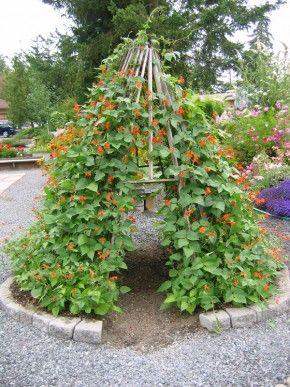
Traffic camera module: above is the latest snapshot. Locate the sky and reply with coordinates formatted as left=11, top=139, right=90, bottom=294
left=0, top=0, right=290, bottom=60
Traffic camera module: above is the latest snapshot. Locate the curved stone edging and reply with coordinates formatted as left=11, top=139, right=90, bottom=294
left=0, top=267, right=289, bottom=342
left=0, top=277, right=102, bottom=344
left=199, top=267, right=290, bottom=332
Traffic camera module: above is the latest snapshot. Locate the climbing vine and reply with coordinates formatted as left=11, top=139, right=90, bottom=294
left=6, top=36, right=284, bottom=317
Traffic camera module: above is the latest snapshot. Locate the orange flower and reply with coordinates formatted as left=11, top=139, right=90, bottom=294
left=199, top=139, right=207, bottom=147
left=199, top=226, right=206, bottom=234
left=233, top=279, right=239, bottom=286
left=229, top=220, right=236, bottom=226
left=158, top=128, right=167, bottom=137
left=240, top=271, right=246, bottom=277
left=176, top=106, right=185, bottom=116
left=207, top=134, right=217, bottom=144
left=104, top=122, right=111, bottom=131
left=184, top=208, right=194, bottom=217
left=74, top=103, right=81, bottom=114
left=131, top=126, right=140, bottom=136
left=205, top=167, right=212, bottom=173
left=106, top=192, right=113, bottom=202
left=254, top=271, right=263, bottom=279
left=178, top=76, right=185, bottom=85
left=152, top=136, right=163, bottom=144
left=222, top=213, right=230, bottom=222
left=107, top=175, right=114, bottom=184
left=127, top=68, right=135, bottom=76
left=128, top=215, right=136, bottom=223
left=161, top=99, right=170, bottom=107
left=85, top=170, right=92, bottom=177
left=208, top=231, right=216, bottom=237
left=179, top=170, right=187, bottom=178
left=204, top=187, right=212, bottom=196
left=79, top=195, right=87, bottom=204
left=212, top=111, right=219, bottom=120
left=90, top=101, right=97, bottom=107
left=151, top=118, right=159, bottom=127
left=96, top=146, right=104, bottom=155
left=110, top=275, right=118, bottom=281
left=67, top=242, right=75, bottom=251
left=97, top=250, right=111, bottom=260
left=164, top=199, right=171, bottom=207
left=235, top=256, right=241, bottom=261
left=133, top=109, right=141, bottom=118
left=135, top=80, right=142, bottom=90
left=98, top=210, right=105, bottom=217
left=104, top=142, right=110, bottom=150
left=263, top=284, right=270, bottom=291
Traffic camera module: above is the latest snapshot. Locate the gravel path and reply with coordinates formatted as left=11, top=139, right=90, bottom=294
left=0, top=170, right=289, bottom=387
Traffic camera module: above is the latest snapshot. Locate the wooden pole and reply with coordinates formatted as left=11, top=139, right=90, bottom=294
left=152, top=51, right=178, bottom=169
left=136, top=47, right=149, bottom=103
left=147, top=46, right=154, bottom=180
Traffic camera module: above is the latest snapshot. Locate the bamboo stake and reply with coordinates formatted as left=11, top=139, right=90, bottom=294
left=135, top=45, right=146, bottom=77
left=153, top=50, right=173, bottom=106
left=119, top=49, right=130, bottom=72
left=147, top=46, right=154, bottom=180
left=152, top=53, right=178, bottom=168
left=152, top=50, right=186, bottom=193
left=123, top=48, right=134, bottom=74
left=136, top=47, right=149, bottom=103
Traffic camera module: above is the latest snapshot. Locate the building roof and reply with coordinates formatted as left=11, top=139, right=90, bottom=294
left=0, top=99, right=8, bottom=110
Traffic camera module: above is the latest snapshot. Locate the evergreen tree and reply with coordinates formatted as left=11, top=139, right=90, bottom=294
left=42, top=0, right=282, bottom=92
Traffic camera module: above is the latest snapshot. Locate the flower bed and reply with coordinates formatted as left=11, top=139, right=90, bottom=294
left=256, top=179, right=290, bottom=218
left=0, top=143, right=26, bottom=159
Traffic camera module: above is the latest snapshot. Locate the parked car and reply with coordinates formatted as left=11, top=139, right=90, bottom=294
left=0, top=123, right=16, bottom=137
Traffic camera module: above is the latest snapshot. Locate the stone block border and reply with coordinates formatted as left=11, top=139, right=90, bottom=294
left=199, top=266, right=290, bottom=332
left=0, top=267, right=289, bottom=342
left=0, top=277, right=103, bottom=344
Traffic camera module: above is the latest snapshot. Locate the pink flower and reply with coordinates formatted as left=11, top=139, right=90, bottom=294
left=250, top=109, right=260, bottom=117
left=251, top=135, right=258, bottom=141
left=253, top=175, right=264, bottom=180
left=263, top=107, right=269, bottom=112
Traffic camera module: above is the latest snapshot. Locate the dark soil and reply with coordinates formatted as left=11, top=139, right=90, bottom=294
left=10, top=243, right=200, bottom=352
left=102, top=247, right=200, bottom=351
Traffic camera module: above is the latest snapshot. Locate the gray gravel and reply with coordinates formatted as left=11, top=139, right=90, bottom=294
left=0, top=169, right=290, bottom=387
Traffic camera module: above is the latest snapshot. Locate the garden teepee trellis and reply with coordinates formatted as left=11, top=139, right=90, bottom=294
left=118, top=43, right=183, bottom=191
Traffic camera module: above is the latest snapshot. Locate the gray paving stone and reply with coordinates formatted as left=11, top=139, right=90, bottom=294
left=0, top=277, right=13, bottom=308
left=73, top=319, right=103, bottom=344
left=5, top=302, right=21, bottom=321
left=33, top=311, right=57, bottom=332
left=0, top=290, right=13, bottom=309
left=199, top=310, right=230, bottom=332
left=49, top=316, right=81, bottom=339
left=247, top=292, right=290, bottom=322
left=225, top=307, right=257, bottom=327
left=18, top=305, right=36, bottom=324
